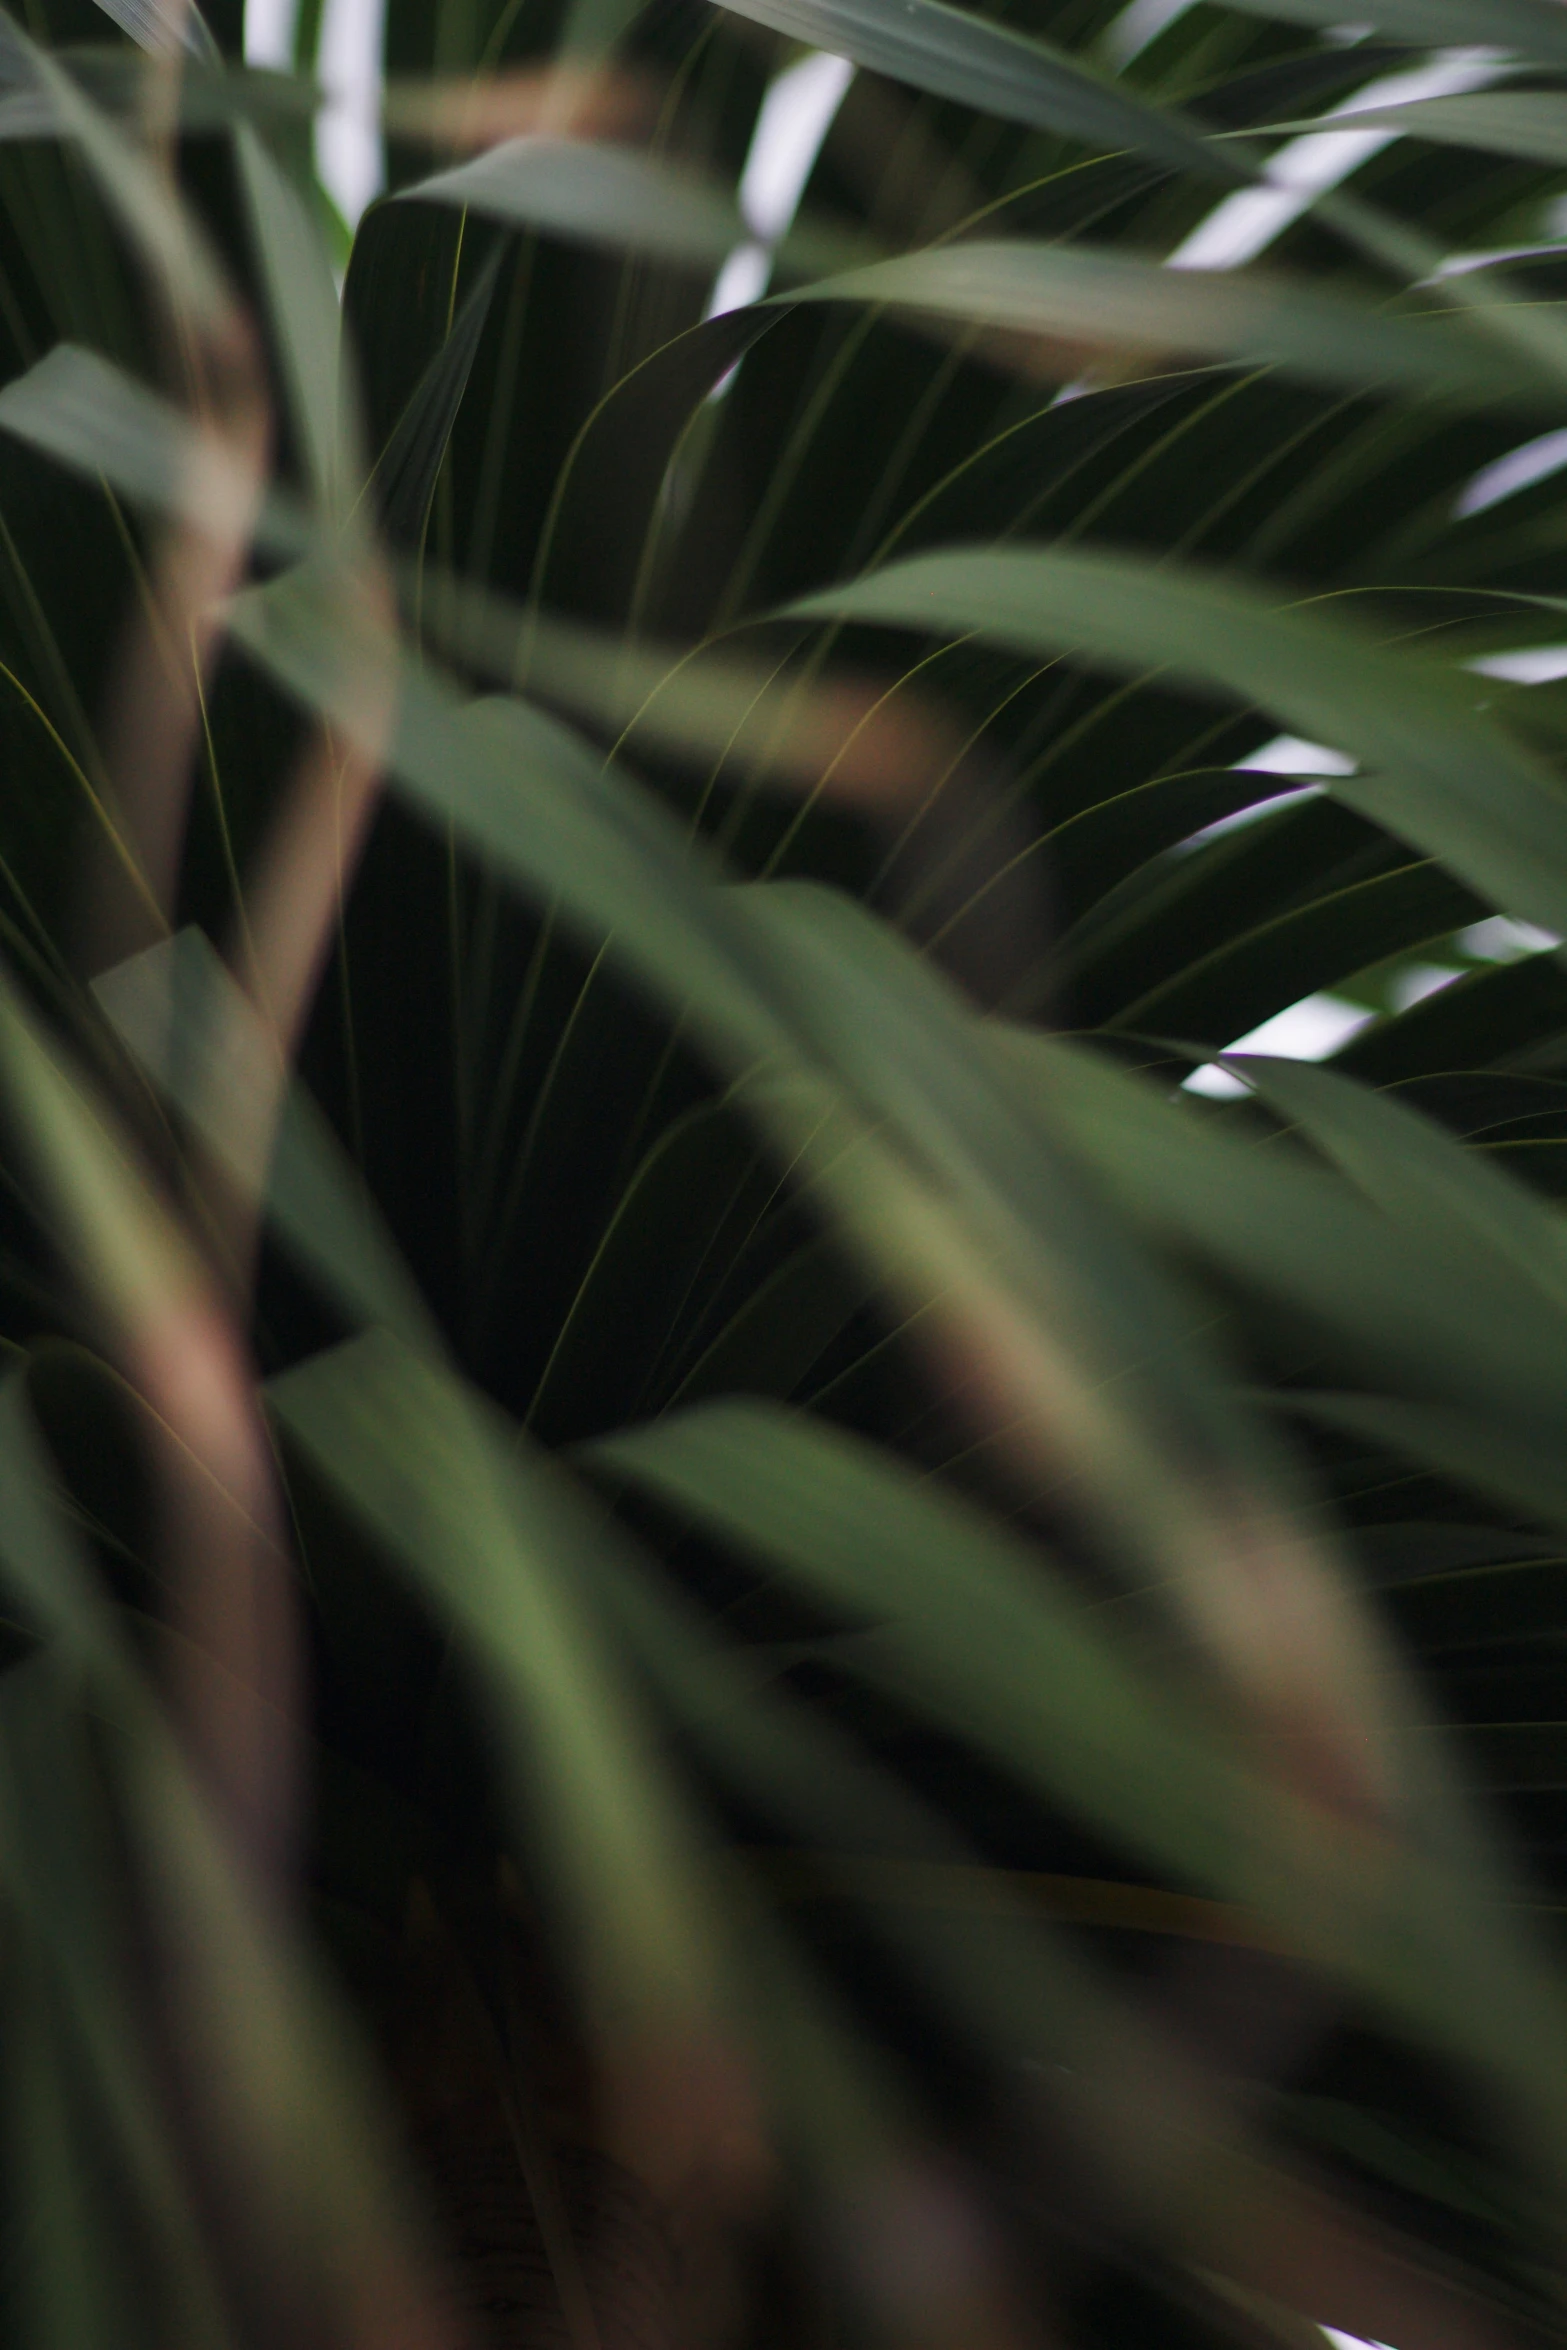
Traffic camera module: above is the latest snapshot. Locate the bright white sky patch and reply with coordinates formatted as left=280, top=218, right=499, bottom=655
left=314, top=0, right=385, bottom=228
left=1456, top=428, right=1567, bottom=519
left=1183, top=993, right=1375, bottom=1096
left=1183, top=917, right=1561, bottom=1100
left=1469, top=643, right=1567, bottom=685
left=706, top=49, right=854, bottom=323
left=708, top=243, right=772, bottom=319
left=243, top=0, right=296, bottom=67
left=1246, top=997, right=1379, bottom=1059
left=740, top=50, right=854, bottom=241
left=247, top=0, right=384, bottom=227
left=1168, top=48, right=1505, bottom=273
left=1244, top=733, right=1356, bottom=776
left=1460, top=914, right=1562, bottom=958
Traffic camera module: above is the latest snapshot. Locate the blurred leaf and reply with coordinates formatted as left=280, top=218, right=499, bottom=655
left=232, top=120, right=351, bottom=511
left=991, top=1028, right=1567, bottom=1443
left=591, top=1397, right=1299, bottom=1900
left=270, top=1328, right=731, bottom=2029
left=791, top=547, right=1567, bottom=945
left=398, top=135, right=765, bottom=267
left=19, top=53, right=318, bottom=132
left=1290, top=1388, right=1567, bottom=1536
left=1275, top=91, right=1567, bottom=172
left=546, top=1451, right=1511, bottom=2302
left=0, top=1346, right=451, bottom=2346
left=710, top=0, right=1247, bottom=182
left=786, top=241, right=1563, bottom=412
left=0, top=342, right=307, bottom=552
left=0, top=968, right=199, bottom=1353
left=591, top=1397, right=1567, bottom=2184
left=92, top=930, right=440, bottom=1351
left=0, top=1648, right=231, bottom=2350
left=220, top=576, right=1459, bottom=1837
left=0, top=5, right=230, bottom=323
left=4, top=0, right=1567, bottom=2337
left=1233, top=1054, right=1567, bottom=1312
left=1219, top=0, right=1567, bottom=68
left=86, top=0, right=219, bottom=61
left=226, top=563, right=787, bottom=1068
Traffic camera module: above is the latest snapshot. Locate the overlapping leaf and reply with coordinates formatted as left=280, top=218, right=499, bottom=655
left=709, top=0, right=1245, bottom=181
left=784, top=242, right=1561, bottom=411
left=789, top=546, right=1567, bottom=943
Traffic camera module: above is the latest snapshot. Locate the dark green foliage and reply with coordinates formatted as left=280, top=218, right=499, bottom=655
left=4, top=3, right=1567, bottom=2347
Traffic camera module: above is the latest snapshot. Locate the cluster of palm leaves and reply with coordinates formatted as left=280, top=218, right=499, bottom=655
left=7, top=0, right=1567, bottom=2344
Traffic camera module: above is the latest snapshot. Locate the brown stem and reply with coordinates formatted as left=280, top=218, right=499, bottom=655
left=202, top=557, right=396, bottom=1307
left=80, top=313, right=269, bottom=975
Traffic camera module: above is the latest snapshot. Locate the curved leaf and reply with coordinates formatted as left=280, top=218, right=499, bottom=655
left=1275, top=90, right=1567, bottom=173
left=398, top=135, right=758, bottom=267
left=1232, top=1053, right=1567, bottom=1312
left=788, top=545, right=1567, bottom=943
left=269, top=1330, right=732, bottom=2024
left=592, top=1396, right=1567, bottom=2179
left=0, top=342, right=308, bottom=552
left=709, top=0, right=1245, bottom=183
left=86, top=0, right=218, bottom=62
left=783, top=240, right=1562, bottom=412
left=989, top=1026, right=1567, bottom=1441
left=1221, top=0, right=1567, bottom=72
